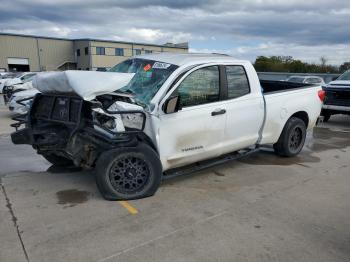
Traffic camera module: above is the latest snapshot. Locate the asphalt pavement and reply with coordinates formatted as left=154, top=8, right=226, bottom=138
left=1, top=106, right=350, bottom=262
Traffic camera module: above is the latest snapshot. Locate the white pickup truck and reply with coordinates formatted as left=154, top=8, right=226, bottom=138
left=11, top=53, right=324, bottom=200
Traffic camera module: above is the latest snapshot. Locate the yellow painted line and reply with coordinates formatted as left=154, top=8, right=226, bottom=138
left=118, top=201, right=138, bottom=215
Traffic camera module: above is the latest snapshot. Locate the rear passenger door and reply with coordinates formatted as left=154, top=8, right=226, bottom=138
left=221, top=65, right=264, bottom=154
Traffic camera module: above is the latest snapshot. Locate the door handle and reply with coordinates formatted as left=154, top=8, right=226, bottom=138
left=211, top=109, right=226, bottom=116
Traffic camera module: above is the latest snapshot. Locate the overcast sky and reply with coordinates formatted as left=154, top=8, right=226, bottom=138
left=0, top=0, right=349, bottom=65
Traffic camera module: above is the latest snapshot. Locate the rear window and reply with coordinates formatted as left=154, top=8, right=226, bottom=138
left=287, top=77, right=305, bottom=83
left=226, top=66, right=250, bottom=99
left=306, top=78, right=322, bottom=84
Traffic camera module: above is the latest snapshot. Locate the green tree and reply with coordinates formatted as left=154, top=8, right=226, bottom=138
left=339, top=62, right=350, bottom=73
left=254, top=56, right=339, bottom=73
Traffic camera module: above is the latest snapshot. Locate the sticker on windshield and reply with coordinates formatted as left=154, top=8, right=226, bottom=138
left=143, top=64, right=152, bottom=71
left=152, top=62, right=171, bottom=69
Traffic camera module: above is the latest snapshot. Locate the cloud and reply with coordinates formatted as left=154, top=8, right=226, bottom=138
left=0, top=0, right=349, bottom=64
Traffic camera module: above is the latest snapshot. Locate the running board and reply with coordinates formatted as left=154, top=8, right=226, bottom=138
left=163, top=147, right=259, bottom=180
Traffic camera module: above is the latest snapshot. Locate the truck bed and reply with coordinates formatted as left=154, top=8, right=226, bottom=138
left=260, top=80, right=313, bottom=94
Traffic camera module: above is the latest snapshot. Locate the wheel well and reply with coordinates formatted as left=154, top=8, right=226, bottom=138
left=136, top=133, right=158, bottom=154
left=290, top=111, right=309, bottom=127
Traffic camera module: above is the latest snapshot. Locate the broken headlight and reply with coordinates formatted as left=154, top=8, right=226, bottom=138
left=92, top=108, right=144, bottom=134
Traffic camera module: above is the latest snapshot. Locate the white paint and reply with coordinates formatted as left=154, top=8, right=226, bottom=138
left=33, top=70, right=135, bottom=100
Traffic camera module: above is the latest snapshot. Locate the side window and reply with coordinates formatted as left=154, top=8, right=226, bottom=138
left=306, top=78, right=322, bottom=84
left=226, top=66, right=250, bottom=99
left=176, top=66, right=220, bottom=107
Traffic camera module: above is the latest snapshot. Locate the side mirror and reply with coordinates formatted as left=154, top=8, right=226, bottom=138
left=163, top=95, right=181, bottom=114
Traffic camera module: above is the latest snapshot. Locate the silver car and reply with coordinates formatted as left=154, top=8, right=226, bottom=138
left=286, top=76, right=325, bottom=85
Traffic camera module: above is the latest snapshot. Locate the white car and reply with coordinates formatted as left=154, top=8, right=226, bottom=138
left=2, top=72, right=36, bottom=103
left=0, top=72, right=19, bottom=93
left=8, top=88, right=40, bottom=114
left=11, top=53, right=324, bottom=200
left=286, top=75, right=325, bottom=85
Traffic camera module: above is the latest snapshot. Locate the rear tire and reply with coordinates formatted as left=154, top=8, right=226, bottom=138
left=95, top=143, right=162, bottom=200
left=273, top=117, right=306, bottom=157
left=42, top=153, right=74, bottom=166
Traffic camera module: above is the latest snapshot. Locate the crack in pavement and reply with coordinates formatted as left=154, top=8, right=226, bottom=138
left=96, top=211, right=227, bottom=262
left=1, top=178, right=30, bottom=262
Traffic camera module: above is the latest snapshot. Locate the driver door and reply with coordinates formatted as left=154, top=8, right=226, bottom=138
left=158, top=65, right=227, bottom=171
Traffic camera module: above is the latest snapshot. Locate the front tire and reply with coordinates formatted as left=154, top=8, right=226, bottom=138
left=95, top=143, right=162, bottom=200
left=273, top=117, right=306, bottom=157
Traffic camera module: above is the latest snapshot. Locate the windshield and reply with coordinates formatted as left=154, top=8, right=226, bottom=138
left=20, top=73, right=36, bottom=83
left=338, top=69, right=350, bottom=80
left=109, top=58, right=178, bottom=106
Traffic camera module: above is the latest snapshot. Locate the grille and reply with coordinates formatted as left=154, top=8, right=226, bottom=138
left=325, top=89, right=350, bottom=107
left=32, top=94, right=83, bottom=124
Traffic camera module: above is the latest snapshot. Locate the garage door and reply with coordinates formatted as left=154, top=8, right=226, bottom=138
left=7, top=58, right=30, bottom=72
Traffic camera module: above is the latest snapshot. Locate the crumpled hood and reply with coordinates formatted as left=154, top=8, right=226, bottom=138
left=32, top=70, right=135, bottom=101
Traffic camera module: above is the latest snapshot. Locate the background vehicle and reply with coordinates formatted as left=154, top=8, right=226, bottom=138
left=321, top=69, right=350, bottom=122
left=2, top=72, right=36, bottom=103
left=11, top=53, right=324, bottom=200
left=285, top=75, right=325, bottom=85
left=0, top=72, right=19, bottom=93
left=8, top=88, right=40, bottom=114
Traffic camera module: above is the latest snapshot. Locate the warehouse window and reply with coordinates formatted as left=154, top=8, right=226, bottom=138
left=96, top=47, right=105, bottom=55
left=76, top=49, right=80, bottom=56
left=115, top=48, right=124, bottom=56
left=133, top=49, right=141, bottom=55
left=85, top=47, right=89, bottom=55
left=145, top=50, right=152, bottom=54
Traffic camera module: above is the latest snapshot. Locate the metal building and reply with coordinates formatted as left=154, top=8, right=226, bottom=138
left=0, top=33, right=188, bottom=72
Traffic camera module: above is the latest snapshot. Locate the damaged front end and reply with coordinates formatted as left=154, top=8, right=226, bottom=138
left=11, top=93, right=149, bottom=168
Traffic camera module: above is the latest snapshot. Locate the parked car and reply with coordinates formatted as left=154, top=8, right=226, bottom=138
left=11, top=53, right=324, bottom=200
left=0, top=72, right=19, bottom=93
left=321, top=69, right=350, bottom=122
left=2, top=72, right=36, bottom=103
left=286, top=75, right=325, bottom=85
left=8, top=88, right=40, bottom=115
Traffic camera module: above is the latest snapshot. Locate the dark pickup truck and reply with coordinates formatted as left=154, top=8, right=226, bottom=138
left=322, top=69, right=350, bottom=122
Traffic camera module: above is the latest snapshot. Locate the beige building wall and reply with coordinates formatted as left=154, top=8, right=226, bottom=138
left=37, top=38, right=75, bottom=71
left=90, top=41, right=187, bottom=70
left=74, top=40, right=90, bottom=70
left=90, top=41, right=133, bottom=69
left=0, top=34, right=40, bottom=71
left=0, top=34, right=75, bottom=71
left=0, top=34, right=188, bottom=72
